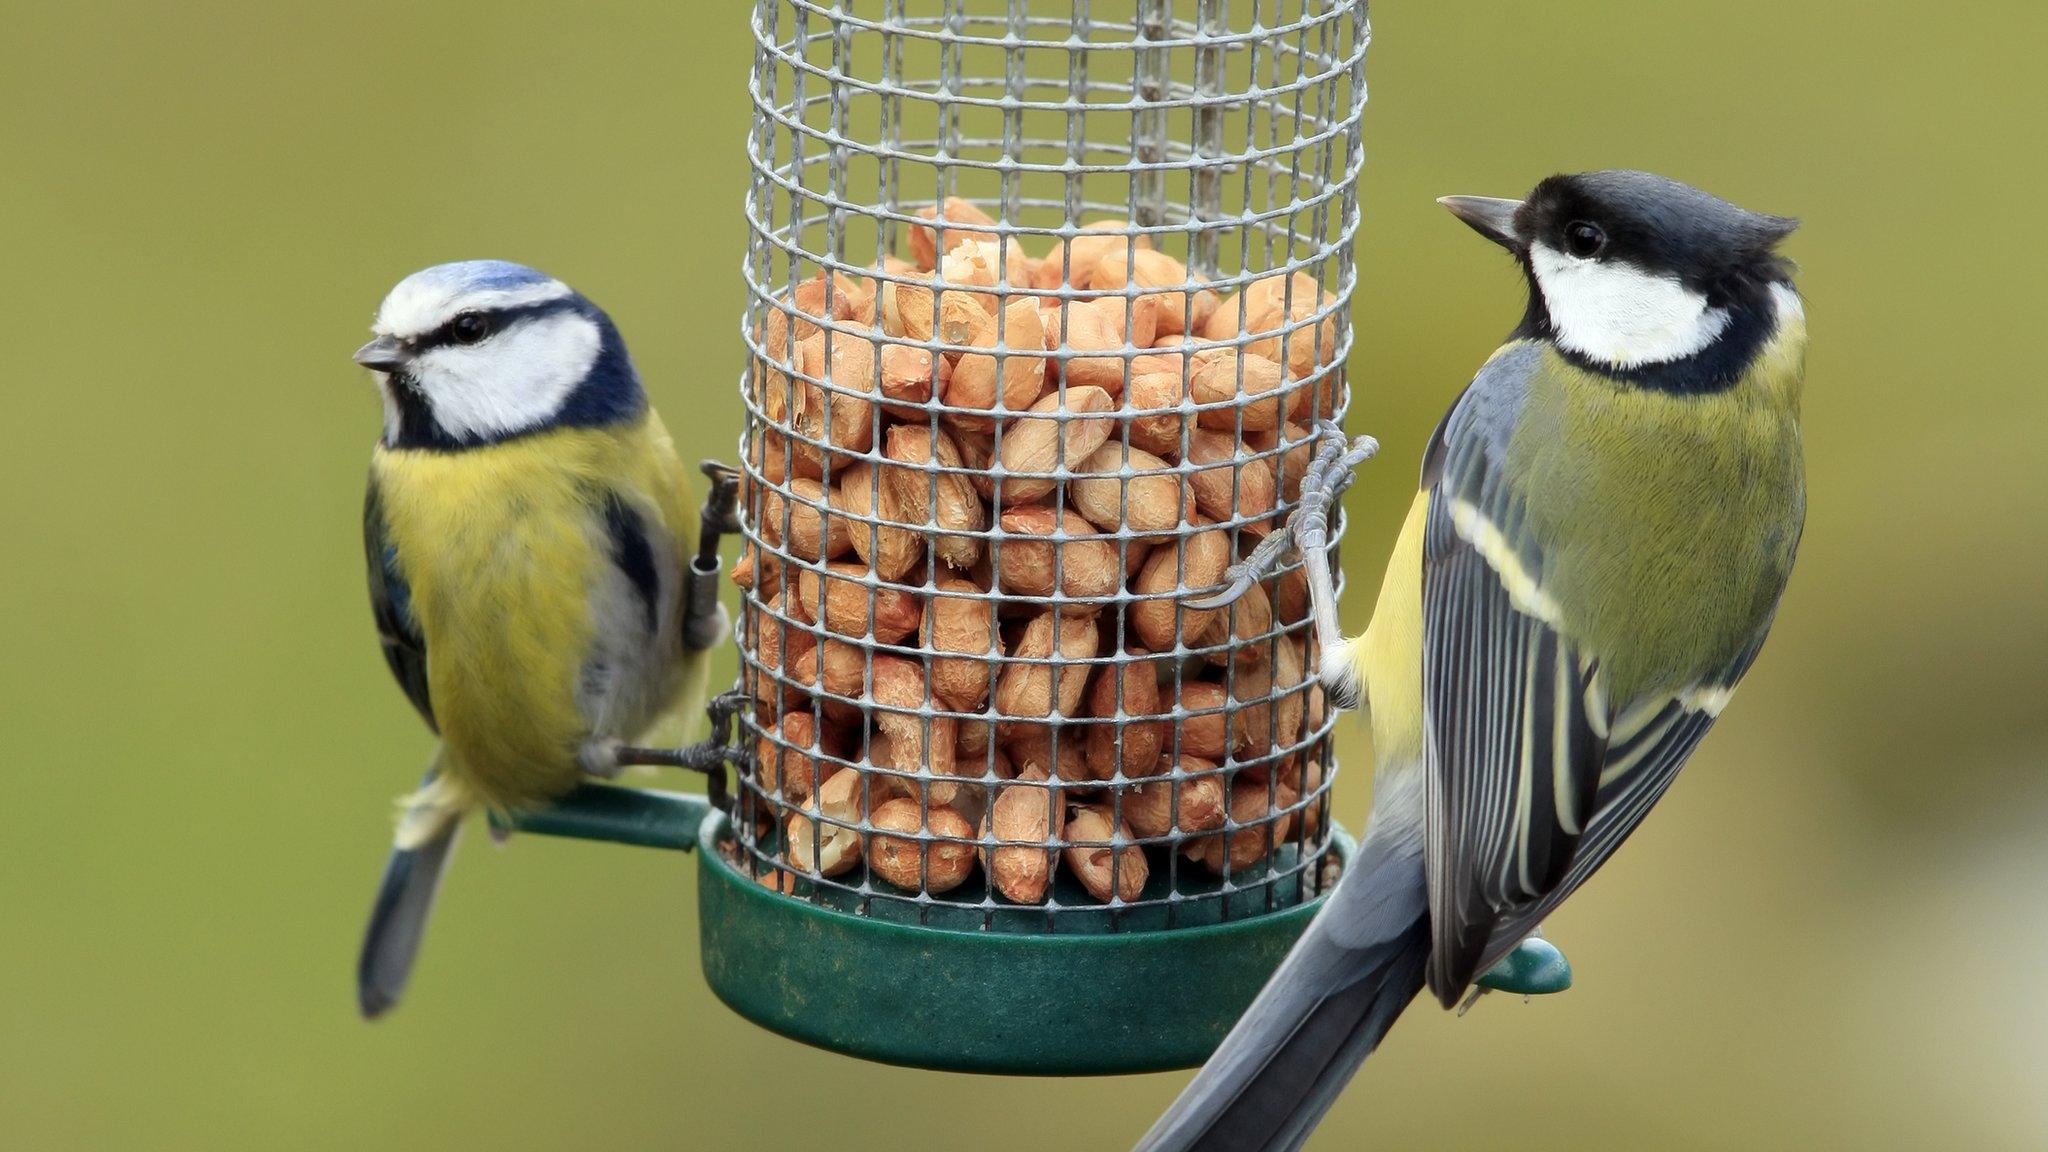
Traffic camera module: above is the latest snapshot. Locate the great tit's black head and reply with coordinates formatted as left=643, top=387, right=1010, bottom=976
left=1440, top=171, right=1800, bottom=376
left=1514, top=170, right=1798, bottom=291
left=353, top=260, right=644, bottom=450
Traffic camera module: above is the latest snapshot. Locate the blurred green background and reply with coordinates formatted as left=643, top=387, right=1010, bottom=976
left=4, top=1, right=2044, bottom=1149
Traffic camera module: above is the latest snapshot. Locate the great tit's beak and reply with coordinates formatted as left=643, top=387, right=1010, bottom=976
left=353, top=335, right=411, bottom=373
left=1438, top=195, right=1526, bottom=251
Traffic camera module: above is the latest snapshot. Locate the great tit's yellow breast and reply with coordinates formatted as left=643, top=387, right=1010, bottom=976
left=1359, top=492, right=1429, bottom=771
left=370, top=413, right=689, bottom=812
left=1511, top=327, right=1805, bottom=702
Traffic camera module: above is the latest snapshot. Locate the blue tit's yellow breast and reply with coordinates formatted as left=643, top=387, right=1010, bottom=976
left=370, top=412, right=691, bottom=812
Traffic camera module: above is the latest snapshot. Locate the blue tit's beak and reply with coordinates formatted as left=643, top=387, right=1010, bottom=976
left=353, top=335, right=411, bottom=373
left=1438, top=195, right=1526, bottom=251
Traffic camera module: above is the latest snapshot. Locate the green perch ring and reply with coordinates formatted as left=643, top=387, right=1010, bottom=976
left=1476, top=937, right=1575, bottom=997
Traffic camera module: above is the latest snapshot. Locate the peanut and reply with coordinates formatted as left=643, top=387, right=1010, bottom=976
left=867, top=799, right=977, bottom=893
left=1063, top=806, right=1147, bottom=903
left=880, top=280, right=938, bottom=343
left=1085, top=648, right=1166, bottom=782
left=910, top=198, right=1000, bottom=270
left=1068, top=443, right=1187, bottom=537
left=877, top=343, right=947, bottom=417
left=944, top=296, right=1048, bottom=433
left=1170, top=681, right=1235, bottom=761
left=1129, top=523, right=1231, bottom=650
left=992, top=504, right=1121, bottom=608
left=1033, top=220, right=1152, bottom=289
left=830, top=461, right=921, bottom=581
left=757, top=710, right=827, bottom=804
left=1122, top=371, right=1191, bottom=459
left=984, top=769, right=1064, bottom=903
left=882, top=424, right=985, bottom=570
left=785, top=768, right=863, bottom=877
left=921, top=576, right=1003, bottom=712
left=1183, top=428, right=1279, bottom=536
left=1119, top=758, right=1228, bottom=840
left=1192, top=775, right=1301, bottom=875
left=994, top=610, right=1099, bottom=723
left=795, top=561, right=921, bottom=643
left=1188, top=348, right=1287, bottom=432
left=995, top=385, right=1114, bottom=502
left=762, top=477, right=852, bottom=562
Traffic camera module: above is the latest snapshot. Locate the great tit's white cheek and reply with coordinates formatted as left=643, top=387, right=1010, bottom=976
left=414, top=312, right=602, bottom=440
left=1529, top=243, right=1730, bottom=368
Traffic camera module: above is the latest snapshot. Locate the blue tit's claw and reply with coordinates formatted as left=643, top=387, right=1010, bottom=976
left=1474, top=936, right=1574, bottom=997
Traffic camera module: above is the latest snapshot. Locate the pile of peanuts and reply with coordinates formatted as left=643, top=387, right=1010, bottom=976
left=735, top=198, right=1342, bottom=906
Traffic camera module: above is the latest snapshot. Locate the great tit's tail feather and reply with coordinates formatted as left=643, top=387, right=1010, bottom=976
left=1135, top=834, right=1428, bottom=1152
left=359, top=760, right=468, bottom=1020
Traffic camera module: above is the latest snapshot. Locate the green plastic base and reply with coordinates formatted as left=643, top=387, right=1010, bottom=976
left=697, top=819, right=1353, bottom=1076
left=508, top=785, right=1569, bottom=1074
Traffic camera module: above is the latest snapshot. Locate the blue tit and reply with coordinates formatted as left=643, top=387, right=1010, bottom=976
left=1140, top=170, right=1806, bottom=1151
left=352, top=261, right=714, bottom=1018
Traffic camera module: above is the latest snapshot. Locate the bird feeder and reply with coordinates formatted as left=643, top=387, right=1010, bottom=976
left=510, top=0, right=1561, bottom=1076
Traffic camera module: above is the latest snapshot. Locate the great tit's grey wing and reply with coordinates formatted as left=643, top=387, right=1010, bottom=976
left=1419, top=342, right=1611, bottom=1006
left=1474, top=637, right=1764, bottom=972
left=364, top=481, right=434, bottom=731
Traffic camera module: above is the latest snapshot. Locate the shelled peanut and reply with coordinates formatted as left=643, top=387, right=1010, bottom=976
left=738, top=204, right=1346, bottom=904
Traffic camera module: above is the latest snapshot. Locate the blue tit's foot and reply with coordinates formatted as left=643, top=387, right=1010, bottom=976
left=577, top=738, right=629, bottom=779
left=1187, top=423, right=1378, bottom=610
left=609, top=741, right=731, bottom=810
left=1461, top=934, right=1574, bottom=1014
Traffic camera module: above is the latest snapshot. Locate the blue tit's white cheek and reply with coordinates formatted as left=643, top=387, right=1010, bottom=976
left=1528, top=242, right=1731, bottom=368
left=412, top=311, right=602, bottom=441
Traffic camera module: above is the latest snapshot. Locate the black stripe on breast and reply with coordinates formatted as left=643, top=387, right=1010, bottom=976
left=601, top=493, right=660, bottom=633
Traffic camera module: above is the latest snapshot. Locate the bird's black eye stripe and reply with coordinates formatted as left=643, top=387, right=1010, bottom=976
left=413, top=299, right=577, bottom=352
left=1563, top=220, right=1607, bottom=259
left=449, top=312, right=492, bottom=344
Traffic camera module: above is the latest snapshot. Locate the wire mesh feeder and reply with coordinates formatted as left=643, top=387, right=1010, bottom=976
left=697, top=0, right=1369, bottom=1074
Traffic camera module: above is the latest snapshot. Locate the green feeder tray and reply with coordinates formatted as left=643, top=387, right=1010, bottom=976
left=512, top=783, right=1354, bottom=1075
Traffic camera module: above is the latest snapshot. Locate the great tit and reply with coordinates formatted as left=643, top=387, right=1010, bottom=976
left=353, top=261, right=714, bottom=1018
left=1138, top=170, right=1806, bottom=1151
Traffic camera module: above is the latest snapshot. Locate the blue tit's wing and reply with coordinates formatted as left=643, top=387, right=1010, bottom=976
left=1419, top=342, right=1611, bottom=1005
left=364, top=480, right=434, bottom=731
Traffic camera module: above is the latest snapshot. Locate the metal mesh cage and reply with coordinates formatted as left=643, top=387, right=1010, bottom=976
left=732, top=0, right=1368, bottom=933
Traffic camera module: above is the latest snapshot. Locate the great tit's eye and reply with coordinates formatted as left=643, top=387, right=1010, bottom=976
left=1563, top=221, right=1607, bottom=259
left=449, top=312, right=493, bottom=345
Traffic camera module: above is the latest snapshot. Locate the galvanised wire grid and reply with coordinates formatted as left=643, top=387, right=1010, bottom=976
left=731, top=0, right=1369, bottom=933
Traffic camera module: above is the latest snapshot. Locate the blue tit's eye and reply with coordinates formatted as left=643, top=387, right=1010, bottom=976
left=449, top=312, right=493, bottom=345
left=1564, top=221, right=1606, bottom=259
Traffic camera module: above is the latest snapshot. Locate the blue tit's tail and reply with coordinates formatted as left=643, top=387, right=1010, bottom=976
left=357, top=763, right=468, bottom=1020
left=1134, top=829, right=1430, bottom=1152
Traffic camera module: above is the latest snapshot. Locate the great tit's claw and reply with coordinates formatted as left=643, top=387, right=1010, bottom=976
left=1187, top=571, right=1258, bottom=611
left=1183, top=428, right=1377, bottom=609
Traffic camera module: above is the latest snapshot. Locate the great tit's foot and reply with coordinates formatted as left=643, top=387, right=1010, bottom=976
left=1186, top=424, right=1379, bottom=610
